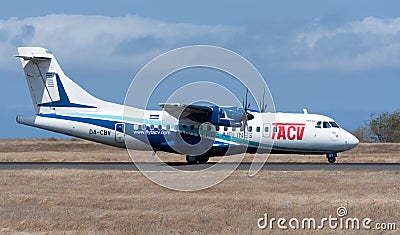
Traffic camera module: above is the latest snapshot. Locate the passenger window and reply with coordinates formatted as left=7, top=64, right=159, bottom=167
left=232, top=127, right=236, bottom=131
left=265, top=126, right=269, bottom=132
left=224, top=126, right=228, bottom=131
left=216, top=126, right=220, bottom=131
left=256, top=127, right=260, bottom=132
left=248, top=126, right=252, bottom=132
left=142, top=124, right=146, bottom=130
left=273, top=127, right=277, bottom=132
left=150, top=124, right=154, bottom=130
left=182, top=125, right=187, bottom=130
left=174, top=125, right=178, bottom=131
left=190, top=125, right=194, bottom=131
left=166, top=125, right=170, bottom=130
left=315, top=121, right=321, bottom=128
left=133, top=124, right=139, bottom=130
left=158, top=125, right=162, bottom=130
left=207, top=125, right=212, bottom=131
left=323, top=121, right=331, bottom=128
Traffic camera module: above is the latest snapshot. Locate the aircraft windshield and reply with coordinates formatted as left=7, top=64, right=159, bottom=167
left=315, top=121, right=321, bottom=128
left=329, top=121, right=340, bottom=128
left=315, top=121, right=340, bottom=128
left=323, top=121, right=331, bottom=128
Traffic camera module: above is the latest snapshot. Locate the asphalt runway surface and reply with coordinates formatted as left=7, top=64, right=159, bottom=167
left=0, top=162, right=399, bottom=171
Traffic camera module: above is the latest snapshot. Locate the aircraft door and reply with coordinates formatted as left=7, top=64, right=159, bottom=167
left=115, top=123, right=125, bottom=143
left=262, top=123, right=271, bottom=138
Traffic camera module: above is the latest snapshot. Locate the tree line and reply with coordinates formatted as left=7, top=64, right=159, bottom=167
left=352, top=110, right=400, bottom=143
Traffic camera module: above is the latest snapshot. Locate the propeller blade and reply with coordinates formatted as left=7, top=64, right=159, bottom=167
left=245, top=88, right=249, bottom=111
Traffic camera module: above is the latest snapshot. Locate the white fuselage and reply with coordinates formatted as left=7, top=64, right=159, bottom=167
left=17, top=105, right=359, bottom=156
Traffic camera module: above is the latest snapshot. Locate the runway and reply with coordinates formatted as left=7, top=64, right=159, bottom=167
left=0, top=162, right=399, bottom=171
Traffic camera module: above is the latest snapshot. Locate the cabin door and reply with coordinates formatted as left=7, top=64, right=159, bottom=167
left=115, top=123, right=125, bottom=143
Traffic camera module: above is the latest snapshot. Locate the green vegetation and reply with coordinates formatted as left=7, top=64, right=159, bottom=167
left=353, top=110, right=400, bottom=143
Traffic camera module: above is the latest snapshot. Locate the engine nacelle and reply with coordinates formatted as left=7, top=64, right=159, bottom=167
left=209, top=106, right=245, bottom=127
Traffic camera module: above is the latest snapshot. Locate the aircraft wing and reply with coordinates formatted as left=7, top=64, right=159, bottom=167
left=159, top=103, right=254, bottom=127
left=159, top=103, right=213, bottom=123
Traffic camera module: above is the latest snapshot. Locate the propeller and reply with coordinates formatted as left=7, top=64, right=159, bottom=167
left=241, top=88, right=254, bottom=134
left=259, top=88, right=268, bottom=113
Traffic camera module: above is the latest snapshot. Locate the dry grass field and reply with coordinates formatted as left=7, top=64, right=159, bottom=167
left=0, top=138, right=399, bottom=234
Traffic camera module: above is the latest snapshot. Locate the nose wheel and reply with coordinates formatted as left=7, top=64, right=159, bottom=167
left=326, top=153, right=337, bottom=163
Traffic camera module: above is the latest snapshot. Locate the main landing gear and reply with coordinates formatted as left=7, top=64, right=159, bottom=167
left=186, top=155, right=210, bottom=164
left=326, top=153, right=337, bottom=163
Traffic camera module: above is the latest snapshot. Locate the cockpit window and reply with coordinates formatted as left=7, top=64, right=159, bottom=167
left=329, top=122, right=340, bottom=128
left=323, top=121, right=331, bottom=128
left=315, top=121, right=321, bottom=128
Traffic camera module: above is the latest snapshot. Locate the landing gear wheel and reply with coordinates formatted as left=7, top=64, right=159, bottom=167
left=328, top=157, right=336, bottom=163
left=198, top=156, right=209, bottom=164
left=326, top=153, right=337, bottom=164
left=186, top=155, right=198, bottom=164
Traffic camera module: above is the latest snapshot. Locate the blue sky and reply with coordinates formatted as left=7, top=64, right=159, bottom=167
left=1, top=1, right=400, bottom=138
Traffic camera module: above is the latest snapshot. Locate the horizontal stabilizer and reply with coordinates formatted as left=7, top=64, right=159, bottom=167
left=15, top=54, right=52, bottom=61
left=15, top=47, right=53, bottom=61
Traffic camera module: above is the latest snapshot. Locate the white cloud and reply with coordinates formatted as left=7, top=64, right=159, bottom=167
left=290, top=17, right=400, bottom=70
left=0, top=14, right=241, bottom=71
left=2, top=14, right=400, bottom=73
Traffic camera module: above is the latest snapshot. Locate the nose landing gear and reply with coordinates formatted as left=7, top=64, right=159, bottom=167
left=326, top=153, right=337, bottom=163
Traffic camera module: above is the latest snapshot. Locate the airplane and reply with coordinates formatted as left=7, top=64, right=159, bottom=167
left=15, top=47, right=359, bottom=164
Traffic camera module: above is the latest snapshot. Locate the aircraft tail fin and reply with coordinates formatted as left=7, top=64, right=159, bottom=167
left=16, top=47, right=100, bottom=114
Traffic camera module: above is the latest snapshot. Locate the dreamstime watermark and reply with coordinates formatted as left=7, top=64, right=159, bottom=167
left=257, top=206, right=397, bottom=231
left=123, top=45, right=276, bottom=191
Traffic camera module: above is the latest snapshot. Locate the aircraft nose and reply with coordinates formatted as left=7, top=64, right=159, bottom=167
left=345, top=132, right=359, bottom=149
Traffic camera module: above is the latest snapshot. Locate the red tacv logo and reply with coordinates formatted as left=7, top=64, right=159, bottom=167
left=271, top=123, right=305, bottom=140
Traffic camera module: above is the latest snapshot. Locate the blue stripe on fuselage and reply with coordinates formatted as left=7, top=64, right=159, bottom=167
left=39, top=113, right=115, bottom=129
